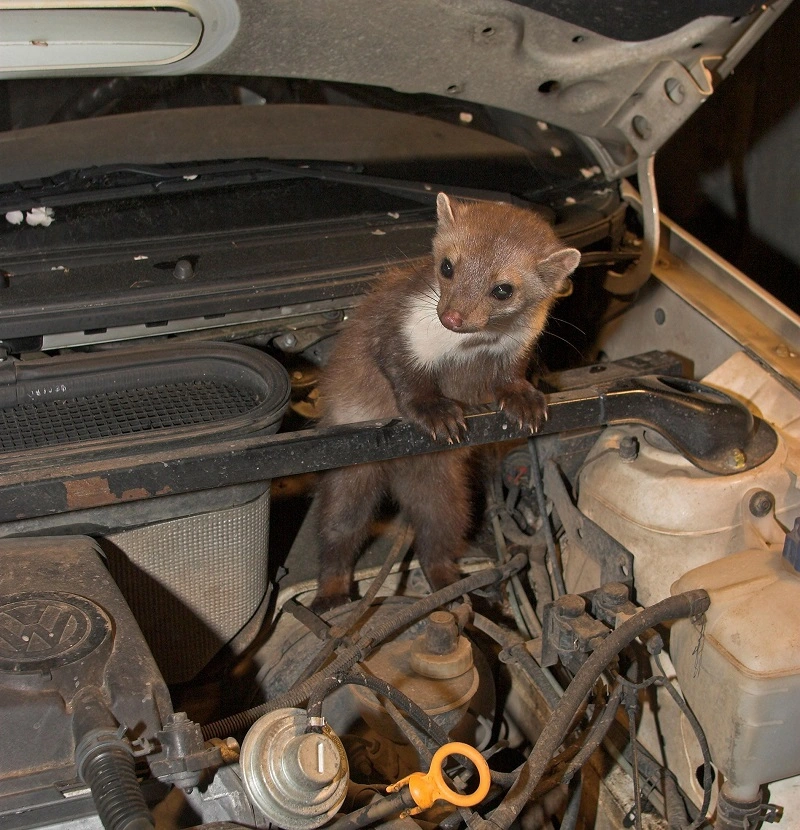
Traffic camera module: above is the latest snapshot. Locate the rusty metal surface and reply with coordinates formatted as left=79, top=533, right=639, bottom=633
left=0, top=352, right=775, bottom=525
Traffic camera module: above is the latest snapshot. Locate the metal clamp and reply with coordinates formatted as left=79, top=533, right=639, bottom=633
left=386, top=742, right=491, bottom=815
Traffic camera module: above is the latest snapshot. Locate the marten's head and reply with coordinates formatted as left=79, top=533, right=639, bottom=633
left=432, top=193, right=580, bottom=336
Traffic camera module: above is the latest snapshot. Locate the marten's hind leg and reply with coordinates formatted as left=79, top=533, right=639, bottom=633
left=313, top=462, right=386, bottom=612
left=391, top=451, right=472, bottom=592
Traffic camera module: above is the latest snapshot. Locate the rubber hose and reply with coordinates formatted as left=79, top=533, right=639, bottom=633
left=328, top=789, right=416, bottom=830
left=561, top=682, right=624, bottom=783
left=470, top=613, right=561, bottom=710
left=477, top=588, right=710, bottom=830
left=202, top=554, right=526, bottom=740
left=663, top=774, right=690, bottom=830
left=80, top=742, right=154, bottom=830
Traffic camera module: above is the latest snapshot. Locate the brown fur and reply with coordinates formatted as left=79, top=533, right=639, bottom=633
left=312, top=194, right=580, bottom=610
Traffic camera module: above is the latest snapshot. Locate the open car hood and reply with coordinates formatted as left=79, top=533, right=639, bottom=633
left=0, top=0, right=793, bottom=178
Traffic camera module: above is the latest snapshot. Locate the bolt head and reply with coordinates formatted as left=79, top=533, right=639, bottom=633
left=555, top=594, right=585, bottom=618
left=749, top=490, right=775, bottom=518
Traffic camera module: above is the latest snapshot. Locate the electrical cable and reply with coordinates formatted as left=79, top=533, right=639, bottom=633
left=304, top=670, right=489, bottom=829
left=471, top=589, right=710, bottom=830
left=296, top=523, right=414, bottom=683
left=561, top=681, right=624, bottom=783
left=560, top=771, right=583, bottom=830
left=486, top=472, right=542, bottom=638
left=527, top=438, right=567, bottom=597
left=327, top=789, right=417, bottom=830
left=470, top=613, right=561, bottom=711
left=625, top=688, right=644, bottom=830
left=653, top=653, right=713, bottom=830
left=305, top=669, right=517, bottom=790
left=202, top=554, right=526, bottom=740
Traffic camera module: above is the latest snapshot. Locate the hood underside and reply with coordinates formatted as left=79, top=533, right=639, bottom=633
left=0, top=0, right=792, bottom=178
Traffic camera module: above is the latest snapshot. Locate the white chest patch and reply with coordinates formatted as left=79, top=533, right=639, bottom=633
left=403, top=294, right=539, bottom=369
left=403, top=293, right=479, bottom=367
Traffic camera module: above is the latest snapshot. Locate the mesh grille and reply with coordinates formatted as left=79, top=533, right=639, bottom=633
left=0, top=380, right=261, bottom=452
left=105, top=491, right=270, bottom=684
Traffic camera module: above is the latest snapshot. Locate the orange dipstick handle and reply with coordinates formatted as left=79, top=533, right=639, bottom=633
left=386, top=742, right=491, bottom=815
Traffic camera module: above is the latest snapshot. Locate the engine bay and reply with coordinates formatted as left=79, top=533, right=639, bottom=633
left=0, top=7, right=799, bottom=816
left=1, top=176, right=799, bottom=830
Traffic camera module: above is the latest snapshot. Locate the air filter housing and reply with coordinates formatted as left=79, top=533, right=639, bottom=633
left=0, top=342, right=290, bottom=681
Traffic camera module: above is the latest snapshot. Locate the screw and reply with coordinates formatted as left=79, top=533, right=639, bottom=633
left=173, top=259, right=194, bottom=280
left=619, top=435, right=639, bottom=462
left=749, top=490, right=775, bottom=518
left=276, top=332, right=297, bottom=350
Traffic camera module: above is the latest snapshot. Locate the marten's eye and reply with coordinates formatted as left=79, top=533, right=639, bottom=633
left=491, top=283, right=514, bottom=300
left=440, top=258, right=454, bottom=278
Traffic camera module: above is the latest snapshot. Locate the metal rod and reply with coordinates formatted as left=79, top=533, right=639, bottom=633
left=0, top=374, right=776, bottom=524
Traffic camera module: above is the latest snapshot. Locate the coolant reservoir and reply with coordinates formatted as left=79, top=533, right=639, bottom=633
left=574, top=352, right=800, bottom=605
left=670, top=543, right=800, bottom=797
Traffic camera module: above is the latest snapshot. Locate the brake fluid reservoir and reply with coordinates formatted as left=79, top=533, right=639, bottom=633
left=670, top=537, right=800, bottom=797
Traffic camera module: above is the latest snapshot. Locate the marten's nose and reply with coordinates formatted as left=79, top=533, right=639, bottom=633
left=440, top=310, right=464, bottom=331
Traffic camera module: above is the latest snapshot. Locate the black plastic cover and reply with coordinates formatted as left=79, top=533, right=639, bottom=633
left=0, top=535, right=172, bottom=823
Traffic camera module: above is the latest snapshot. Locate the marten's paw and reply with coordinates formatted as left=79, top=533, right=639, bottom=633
left=407, top=397, right=467, bottom=443
left=497, top=382, right=548, bottom=433
left=310, top=592, right=352, bottom=615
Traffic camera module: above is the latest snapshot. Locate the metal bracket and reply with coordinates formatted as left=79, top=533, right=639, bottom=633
left=282, top=597, right=333, bottom=641
left=603, top=58, right=717, bottom=295
left=543, top=459, right=635, bottom=588
left=604, top=153, right=659, bottom=295
left=610, top=60, right=711, bottom=160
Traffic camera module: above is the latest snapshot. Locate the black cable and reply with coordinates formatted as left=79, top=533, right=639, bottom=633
left=296, top=523, right=414, bottom=683
left=472, top=589, right=710, bottom=830
left=202, top=554, right=526, bottom=740
left=470, top=613, right=561, bottom=711
left=327, top=789, right=417, bottom=830
left=625, top=688, right=644, bottom=830
left=561, top=681, right=624, bottom=783
left=560, top=772, right=583, bottom=830
left=527, top=438, right=567, bottom=597
left=306, top=668, right=517, bottom=791
left=653, top=654, right=713, bottom=830
left=306, top=671, right=443, bottom=743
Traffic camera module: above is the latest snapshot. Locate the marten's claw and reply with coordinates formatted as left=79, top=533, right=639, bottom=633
left=310, top=592, right=352, bottom=614
left=408, top=398, right=467, bottom=444
left=497, top=383, right=547, bottom=433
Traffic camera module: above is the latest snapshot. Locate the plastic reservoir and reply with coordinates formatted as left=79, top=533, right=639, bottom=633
left=670, top=546, right=800, bottom=798
left=575, top=351, right=800, bottom=607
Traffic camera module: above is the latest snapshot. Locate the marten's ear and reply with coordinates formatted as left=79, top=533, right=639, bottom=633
left=538, top=248, right=581, bottom=291
left=436, top=192, right=456, bottom=228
